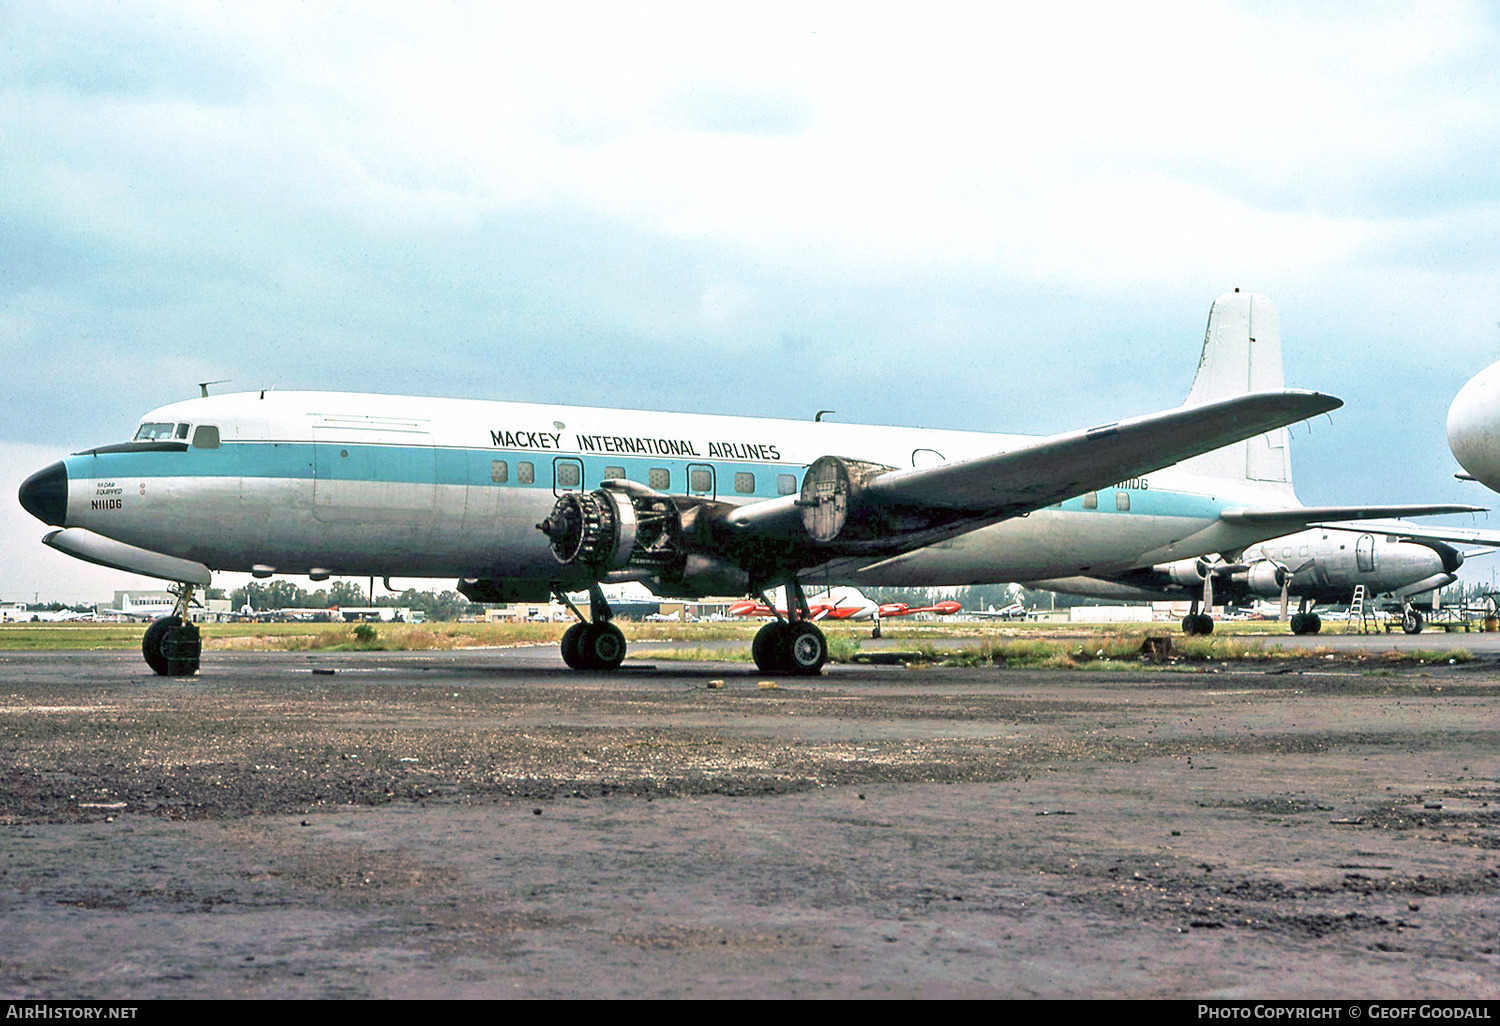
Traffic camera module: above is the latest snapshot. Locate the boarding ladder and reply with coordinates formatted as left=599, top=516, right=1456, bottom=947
left=1345, top=584, right=1374, bottom=634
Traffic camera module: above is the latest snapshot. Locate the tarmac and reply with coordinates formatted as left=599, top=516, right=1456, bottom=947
left=1, top=636, right=1497, bottom=999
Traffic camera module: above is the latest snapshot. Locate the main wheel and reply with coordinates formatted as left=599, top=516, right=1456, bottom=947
left=1289, top=613, right=1308, bottom=635
left=1181, top=613, right=1213, bottom=636
left=560, top=622, right=588, bottom=669
left=752, top=622, right=788, bottom=673
left=783, top=622, right=828, bottom=675
left=142, top=616, right=180, bottom=676
left=577, top=622, right=627, bottom=671
left=1402, top=609, right=1424, bottom=635
left=1305, top=613, right=1321, bottom=635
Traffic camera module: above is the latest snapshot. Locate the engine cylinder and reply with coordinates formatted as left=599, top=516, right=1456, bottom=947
left=538, top=489, right=676, bottom=572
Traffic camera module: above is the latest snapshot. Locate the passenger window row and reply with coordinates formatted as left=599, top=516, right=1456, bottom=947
left=486, top=460, right=800, bottom=495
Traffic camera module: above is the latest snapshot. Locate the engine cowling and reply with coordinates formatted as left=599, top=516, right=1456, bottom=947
left=1233, top=560, right=1289, bottom=598
left=1155, top=557, right=1210, bottom=589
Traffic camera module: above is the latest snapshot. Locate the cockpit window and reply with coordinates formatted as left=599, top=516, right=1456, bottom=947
left=133, top=422, right=177, bottom=441
left=175, top=423, right=190, bottom=440
left=192, top=425, right=220, bottom=449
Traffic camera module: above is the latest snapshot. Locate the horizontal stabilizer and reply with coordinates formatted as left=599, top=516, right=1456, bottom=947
left=1221, top=504, right=1484, bottom=530
left=43, top=528, right=212, bottom=586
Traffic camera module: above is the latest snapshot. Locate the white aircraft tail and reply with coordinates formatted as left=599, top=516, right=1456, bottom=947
left=1177, top=290, right=1297, bottom=499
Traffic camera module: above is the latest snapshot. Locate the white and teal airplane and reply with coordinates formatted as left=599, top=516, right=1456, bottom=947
left=18, top=291, right=1479, bottom=676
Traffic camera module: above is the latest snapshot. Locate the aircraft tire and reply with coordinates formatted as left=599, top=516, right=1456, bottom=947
left=783, top=622, right=828, bottom=675
left=142, top=617, right=176, bottom=676
left=1305, top=613, right=1321, bottom=634
left=1181, top=614, right=1213, bottom=636
left=1402, top=609, right=1424, bottom=635
left=1289, top=613, right=1307, bottom=635
left=142, top=616, right=199, bottom=676
left=577, top=622, right=626, bottom=671
left=560, top=622, right=588, bottom=669
left=752, top=622, right=789, bottom=673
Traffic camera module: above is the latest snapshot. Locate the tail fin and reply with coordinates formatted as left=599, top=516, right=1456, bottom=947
left=1177, top=290, right=1297, bottom=498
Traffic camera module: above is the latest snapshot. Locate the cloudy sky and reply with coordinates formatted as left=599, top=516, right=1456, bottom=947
left=6, top=0, right=1500, bottom=601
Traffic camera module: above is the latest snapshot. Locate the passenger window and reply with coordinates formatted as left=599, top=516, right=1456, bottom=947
left=191, top=425, right=220, bottom=449
left=604, top=466, right=625, bottom=481
left=1115, top=491, right=1130, bottom=511
left=777, top=474, right=797, bottom=496
left=518, top=461, right=535, bottom=485
left=735, top=472, right=755, bottom=494
left=649, top=468, right=670, bottom=490
left=175, top=423, right=190, bottom=440
left=555, top=460, right=581, bottom=490
left=689, top=467, right=713, bottom=495
left=1081, top=492, right=1098, bottom=510
left=490, top=460, right=508, bottom=483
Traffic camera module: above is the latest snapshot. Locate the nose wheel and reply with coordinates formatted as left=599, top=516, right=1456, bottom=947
left=141, top=583, right=203, bottom=676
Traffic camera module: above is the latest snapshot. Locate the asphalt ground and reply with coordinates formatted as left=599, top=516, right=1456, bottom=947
left=1, top=638, right=1497, bottom=999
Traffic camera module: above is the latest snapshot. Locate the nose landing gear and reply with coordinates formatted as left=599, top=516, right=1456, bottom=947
left=142, top=583, right=202, bottom=676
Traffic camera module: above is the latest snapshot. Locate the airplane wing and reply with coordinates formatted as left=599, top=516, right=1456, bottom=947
left=721, top=390, right=1344, bottom=560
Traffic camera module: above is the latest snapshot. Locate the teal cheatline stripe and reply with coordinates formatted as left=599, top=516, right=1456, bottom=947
left=66, top=442, right=1229, bottom=515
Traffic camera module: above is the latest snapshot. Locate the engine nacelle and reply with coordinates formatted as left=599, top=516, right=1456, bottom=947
left=798, top=455, right=897, bottom=544
left=1232, top=560, right=1289, bottom=598
left=537, top=489, right=754, bottom=598
left=538, top=489, right=679, bottom=572
left=1155, top=557, right=1209, bottom=589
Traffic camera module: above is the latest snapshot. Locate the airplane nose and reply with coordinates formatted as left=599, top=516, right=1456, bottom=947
left=18, top=461, right=68, bottom=526
left=1448, top=361, right=1500, bottom=490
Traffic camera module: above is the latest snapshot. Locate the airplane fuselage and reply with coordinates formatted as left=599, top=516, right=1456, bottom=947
left=26, top=390, right=1304, bottom=592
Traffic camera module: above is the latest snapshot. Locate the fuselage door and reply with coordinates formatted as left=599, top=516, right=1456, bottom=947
left=1356, top=533, right=1377, bottom=573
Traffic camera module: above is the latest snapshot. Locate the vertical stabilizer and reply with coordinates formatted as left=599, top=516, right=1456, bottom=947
left=1178, top=291, right=1296, bottom=497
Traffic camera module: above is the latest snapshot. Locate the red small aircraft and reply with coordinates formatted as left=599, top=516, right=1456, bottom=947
left=728, top=586, right=961, bottom=621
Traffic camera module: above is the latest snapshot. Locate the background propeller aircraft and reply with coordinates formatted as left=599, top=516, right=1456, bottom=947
left=727, top=586, right=961, bottom=621
left=1027, top=522, right=1483, bottom=635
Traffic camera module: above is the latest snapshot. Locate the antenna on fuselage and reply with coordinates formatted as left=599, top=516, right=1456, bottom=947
left=815, top=410, right=835, bottom=422
left=199, top=379, right=230, bottom=398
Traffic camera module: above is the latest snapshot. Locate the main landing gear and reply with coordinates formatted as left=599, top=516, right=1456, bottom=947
left=750, top=580, right=828, bottom=675
left=1289, top=598, right=1322, bottom=636
left=142, top=583, right=202, bottom=676
left=553, top=579, right=829, bottom=675
left=556, top=583, right=627, bottom=671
